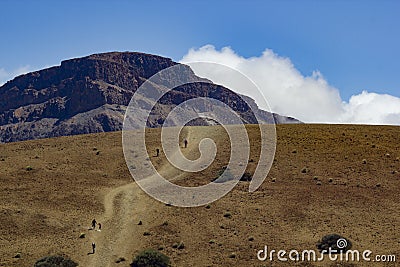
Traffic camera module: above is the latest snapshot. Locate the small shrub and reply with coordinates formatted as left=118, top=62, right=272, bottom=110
left=177, top=241, right=185, bottom=250
left=79, top=233, right=85, bottom=238
left=248, top=236, right=254, bottom=241
left=34, top=255, right=78, bottom=267
left=240, top=172, right=252, bottom=181
left=223, top=212, right=232, bottom=218
left=130, top=249, right=171, bottom=267
left=209, top=239, right=216, bottom=244
left=362, top=159, right=367, bottom=164
left=316, top=181, right=322, bottom=186
left=205, top=204, right=211, bottom=209
left=301, top=167, right=308, bottom=173
left=143, top=231, right=151, bottom=236
left=271, top=178, right=276, bottom=183
left=228, top=252, right=236, bottom=258
left=328, top=178, right=333, bottom=183
left=115, top=257, right=126, bottom=263
left=213, top=167, right=234, bottom=183
left=26, top=166, right=33, bottom=171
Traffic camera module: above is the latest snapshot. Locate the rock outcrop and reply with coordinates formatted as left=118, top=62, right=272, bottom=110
left=0, top=52, right=300, bottom=143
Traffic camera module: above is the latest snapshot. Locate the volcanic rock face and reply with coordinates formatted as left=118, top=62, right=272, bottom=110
left=0, top=52, right=300, bottom=143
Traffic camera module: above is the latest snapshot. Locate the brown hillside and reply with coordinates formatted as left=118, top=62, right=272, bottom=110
left=0, top=124, right=399, bottom=266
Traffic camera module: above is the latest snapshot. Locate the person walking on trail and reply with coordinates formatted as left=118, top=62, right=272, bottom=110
left=91, top=219, right=97, bottom=229
left=184, top=139, right=188, bottom=148
left=156, top=148, right=160, bottom=157
left=91, top=242, right=96, bottom=254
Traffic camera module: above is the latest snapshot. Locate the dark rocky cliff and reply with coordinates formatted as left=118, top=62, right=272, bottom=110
left=0, top=52, right=300, bottom=143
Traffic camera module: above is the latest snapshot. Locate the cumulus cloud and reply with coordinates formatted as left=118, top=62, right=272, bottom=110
left=0, top=65, right=32, bottom=86
left=180, top=45, right=400, bottom=125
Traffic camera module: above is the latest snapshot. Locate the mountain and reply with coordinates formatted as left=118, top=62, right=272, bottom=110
left=0, top=52, right=300, bottom=143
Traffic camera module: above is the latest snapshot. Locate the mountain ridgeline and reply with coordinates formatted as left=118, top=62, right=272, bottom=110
left=0, top=52, right=300, bottom=143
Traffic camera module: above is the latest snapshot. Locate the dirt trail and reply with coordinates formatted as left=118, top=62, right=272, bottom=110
left=82, top=127, right=200, bottom=267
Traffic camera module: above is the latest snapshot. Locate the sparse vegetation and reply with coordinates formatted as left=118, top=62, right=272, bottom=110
left=301, top=167, right=308, bottom=173
left=223, top=212, right=232, bottom=218
left=240, top=172, right=252, bottom=181
left=130, top=249, right=171, bottom=267
left=177, top=241, right=185, bottom=249
left=26, top=165, right=33, bottom=171
left=2, top=124, right=400, bottom=266
left=115, top=257, right=126, bottom=263
left=34, top=255, right=78, bottom=267
left=213, top=166, right=235, bottom=183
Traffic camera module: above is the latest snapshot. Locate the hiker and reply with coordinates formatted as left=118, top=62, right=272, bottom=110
left=92, top=242, right=96, bottom=254
left=184, top=139, right=188, bottom=148
left=98, top=223, right=102, bottom=231
left=156, top=148, right=160, bottom=157
left=91, top=219, right=97, bottom=229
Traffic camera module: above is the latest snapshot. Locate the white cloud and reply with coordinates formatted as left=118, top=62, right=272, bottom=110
left=180, top=45, right=400, bottom=125
left=0, top=65, right=32, bottom=86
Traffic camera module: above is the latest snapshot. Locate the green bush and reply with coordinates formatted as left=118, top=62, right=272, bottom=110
left=131, top=249, right=171, bottom=267
left=34, top=255, right=78, bottom=267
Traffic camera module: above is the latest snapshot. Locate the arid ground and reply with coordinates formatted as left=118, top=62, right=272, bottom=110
left=1, top=124, right=399, bottom=266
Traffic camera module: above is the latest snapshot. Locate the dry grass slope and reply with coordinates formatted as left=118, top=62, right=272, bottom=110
left=0, top=124, right=399, bottom=266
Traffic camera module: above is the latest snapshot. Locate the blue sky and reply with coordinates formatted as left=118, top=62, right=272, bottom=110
left=0, top=0, right=399, bottom=123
